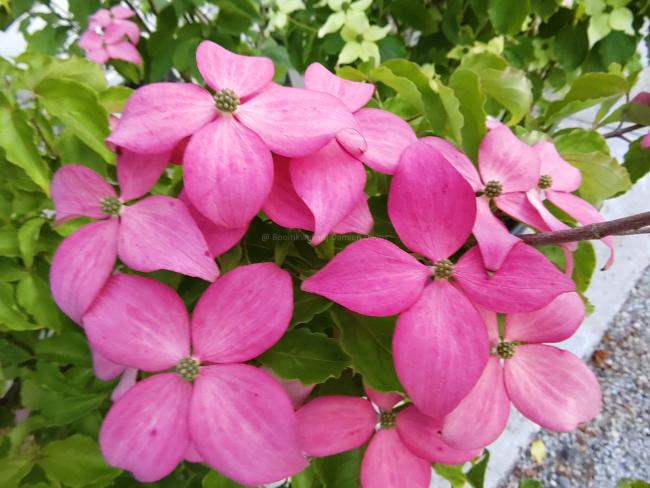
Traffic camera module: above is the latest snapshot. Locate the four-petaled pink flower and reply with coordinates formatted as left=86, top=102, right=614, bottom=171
left=296, top=387, right=480, bottom=487
left=442, top=292, right=602, bottom=450
left=50, top=163, right=217, bottom=324
left=82, top=265, right=308, bottom=484
left=107, top=41, right=358, bottom=233
left=302, top=140, right=575, bottom=419
left=80, top=6, right=141, bottom=65
left=264, top=63, right=417, bottom=244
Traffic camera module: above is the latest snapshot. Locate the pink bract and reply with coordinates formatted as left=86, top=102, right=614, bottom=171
left=302, top=140, right=575, bottom=418
left=108, top=41, right=358, bottom=231
left=296, top=387, right=480, bottom=488
left=49, top=163, right=217, bottom=324
left=81, top=6, right=141, bottom=66
left=442, top=292, right=602, bottom=449
left=82, top=265, right=307, bottom=484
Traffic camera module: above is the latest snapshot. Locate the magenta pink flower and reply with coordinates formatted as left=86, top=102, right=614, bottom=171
left=302, top=141, right=575, bottom=418
left=296, top=387, right=480, bottom=488
left=263, top=63, right=417, bottom=244
left=425, top=125, right=571, bottom=271
left=80, top=6, right=140, bottom=65
left=442, top=292, right=602, bottom=450
left=107, top=42, right=358, bottom=231
left=82, top=265, right=307, bottom=483
left=50, top=163, right=217, bottom=324
left=529, top=140, right=615, bottom=269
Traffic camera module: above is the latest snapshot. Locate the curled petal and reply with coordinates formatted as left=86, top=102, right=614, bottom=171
left=191, top=263, right=293, bottom=363
left=237, top=84, right=359, bottom=158
left=388, top=140, right=476, bottom=262
left=107, top=83, right=216, bottom=153
left=190, top=364, right=308, bottom=485
left=332, top=196, right=373, bottom=235
left=118, top=196, right=218, bottom=281
left=196, top=40, right=274, bottom=97
left=111, top=368, right=138, bottom=402
left=290, top=141, right=366, bottom=245
left=183, top=117, right=273, bottom=229
left=365, top=386, right=402, bottom=412
left=50, top=220, right=118, bottom=324
left=422, top=137, right=482, bottom=191
left=442, top=357, right=510, bottom=450
left=396, top=406, right=482, bottom=464
left=83, top=274, right=190, bottom=372
left=105, top=20, right=140, bottom=45
left=117, top=149, right=170, bottom=201
left=393, top=280, right=489, bottom=418
left=504, top=344, right=602, bottom=431
left=100, top=374, right=192, bottom=483
left=92, top=348, right=125, bottom=381
left=454, top=243, right=576, bottom=313
left=360, top=429, right=432, bottom=488
left=304, top=62, right=374, bottom=112
left=478, top=125, right=539, bottom=192
left=355, top=108, right=417, bottom=175
left=505, top=291, right=585, bottom=344
left=301, top=238, right=431, bottom=317
left=335, top=127, right=367, bottom=157
left=51, top=164, right=116, bottom=223
left=296, top=396, right=376, bottom=456
left=533, top=140, right=581, bottom=192
left=472, top=196, right=521, bottom=271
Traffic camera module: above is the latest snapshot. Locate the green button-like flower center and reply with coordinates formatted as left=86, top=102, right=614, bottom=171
left=484, top=180, right=503, bottom=199
left=432, top=259, right=454, bottom=280
left=100, top=196, right=122, bottom=216
left=176, top=356, right=200, bottom=381
left=215, top=88, right=240, bottom=113
left=538, top=174, right=553, bottom=190
left=379, top=410, right=396, bottom=429
left=496, top=341, right=516, bottom=359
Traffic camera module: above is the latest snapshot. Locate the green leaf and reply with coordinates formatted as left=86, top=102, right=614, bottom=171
left=98, top=86, right=133, bottom=113
left=0, top=282, right=35, bottom=331
left=17, top=218, right=45, bottom=268
left=562, top=151, right=631, bottom=205
left=449, top=69, right=486, bottom=161
left=489, top=0, right=530, bottom=35
left=599, top=31, right=637, bottom=67
left=479, top=68, right=532, bottom=125
left=292, top=287, right=332, bottom=326
left=330, top=306, right=401, bottom=392
left=20, top=53, right=108, bottom=92
left=573, top=241, right=596, bottom=293
left=519, top=480, right=543, bottom=488
left=623, top=137, right=650, bottom=184
left=34, top=331, right=91, bottom=365
left=467, top=450, right=490, bottom=488
left=259, top=328, right=350, bottom=384
left=0, top=105, right=51, bottom=194
left=39, top=435, right=121, bottom=487
left=554, top=22, right=589, bottom=70
left=554, top=128, right=610, bottom=154
left=434, top=464, right=467, bottom=488
left=202, top=470, right=246, bottom=488
left=35, top=78, right=114, bottom=164
left=389, top=0, right=439, bottom=34
left=588, top=13, right=611, bottom=46
left=0, top=228, right=20, bottom=257
left=0, top=257, right=26, bottom=282
left=68, top=0, right=101, bottom=28
left=291, top=464, right=323, bottom=488
left=16, top=273, right=63, bottom=331
left=0, top=455, right=33, bottom=488
left=313, top=449, right=362, bottom=488
left=617, top=480, right=650, bottom=488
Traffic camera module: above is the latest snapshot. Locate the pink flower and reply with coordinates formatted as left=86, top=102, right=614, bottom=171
left=88, top=5, right=140, bottom=45
left=50, top=163, right=217, bottom=324
left=442, top=292, right=602, bottom=450
left=425, top=125, right=571, bottom=271
left=264, top=63, right=417, bottom=244
left=82, top=265, right=308, bottom=483
left=79, top=28, right=141, bottom=65
left=107, top=41, right=358, bottom=231
left=302, top=140, right=575, bottom=418
left=529, top=140, right=615, bottom=269
left=296, top=387, right=480, bottom=488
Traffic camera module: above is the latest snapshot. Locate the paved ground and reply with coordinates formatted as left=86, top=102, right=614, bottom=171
left=500, top=266, right=650, bottom=488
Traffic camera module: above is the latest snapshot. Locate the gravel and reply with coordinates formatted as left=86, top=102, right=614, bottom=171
left=501, top=265, right=650, bottom=488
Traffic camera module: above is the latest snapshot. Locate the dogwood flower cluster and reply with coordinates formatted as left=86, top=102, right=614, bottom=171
left=50, top=40, right=607, bottom=486
left=79, top=5, right=141, bottom=65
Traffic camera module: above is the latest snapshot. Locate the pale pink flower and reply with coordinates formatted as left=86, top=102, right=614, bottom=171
left=79, top=28, right=141, bottom=65
left=82, top=265, right=307, bottom=483
left=442, top=292, right=602, bottom=449
left=264, top=63, right=417, bottom=244
left=302, top=140, right=575, bottom=419
left=296, top=387, right=480, bottom=488
left=107, top=41, right=358, bottom=231
left=89, top=5, right=140, bottom=45
left=50, top=163, right=217, bottom=324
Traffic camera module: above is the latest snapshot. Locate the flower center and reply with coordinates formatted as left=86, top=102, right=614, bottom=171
left=176, top=356, right=200, bottom=381
left=484, top=180, right=503, bottom=198
left=496, top=341, right=517, bottom=359
left=342, top=1, right=351, bottom=11
left=538, top=174, right=553, bottom=189
left=355, top=34, right=364, bottom=43
left=100, top=196, right=122, bottom=216
left=432, top=259, right=454, bottom=280
left=379, top=410, right=396, bottom=429
left=214, top=88, right=240, bottom=113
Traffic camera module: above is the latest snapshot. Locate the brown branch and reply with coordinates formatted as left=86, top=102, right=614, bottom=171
left=518, top=211, right=650, bottom=246
left=603, top=123, right=644, bottom=139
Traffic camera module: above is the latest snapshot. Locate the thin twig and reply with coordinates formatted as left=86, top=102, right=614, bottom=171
left=603, top=123, right=644, bottom=139
left=518, top=211, right=650, bottom=246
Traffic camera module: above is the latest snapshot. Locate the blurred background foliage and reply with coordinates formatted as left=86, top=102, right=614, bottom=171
left=1, top=0, right=650, bottom=487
